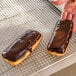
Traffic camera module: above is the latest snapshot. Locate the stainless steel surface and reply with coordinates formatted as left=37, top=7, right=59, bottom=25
left=0, top=0, right=76, bottom=76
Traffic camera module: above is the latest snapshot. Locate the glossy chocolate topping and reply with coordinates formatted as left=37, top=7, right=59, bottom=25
left=47, top=19, right=73, bottom=53
left=2, top=30, right=41, bottom=61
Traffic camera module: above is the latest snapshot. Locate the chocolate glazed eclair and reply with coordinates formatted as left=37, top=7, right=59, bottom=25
left=2, top=30, right=42, bottom=66
left=47, top=19, right=73, bottom=56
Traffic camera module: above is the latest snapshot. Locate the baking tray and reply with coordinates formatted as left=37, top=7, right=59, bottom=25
left=0, top=0, right=76, bottom=76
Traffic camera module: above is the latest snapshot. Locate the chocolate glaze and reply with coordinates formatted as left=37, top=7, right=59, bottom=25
left=2, top=30, right=41, bottom=61
left=47, top=19, right=73, bottom=54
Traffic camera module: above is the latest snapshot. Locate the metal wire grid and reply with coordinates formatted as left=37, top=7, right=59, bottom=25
left=0, top=0, right=76, bottom=76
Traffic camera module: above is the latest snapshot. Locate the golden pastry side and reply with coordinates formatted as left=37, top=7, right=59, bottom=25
left=48, top=50, right=65, bottom=56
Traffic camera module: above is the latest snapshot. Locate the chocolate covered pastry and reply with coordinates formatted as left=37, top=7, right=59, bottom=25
left=2, top=30, right=42, bottom=66
left=47, top=19, right=73, bottom=56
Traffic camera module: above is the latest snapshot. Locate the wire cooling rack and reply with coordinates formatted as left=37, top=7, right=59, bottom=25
left=0, top=0, right=76, bottom=76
